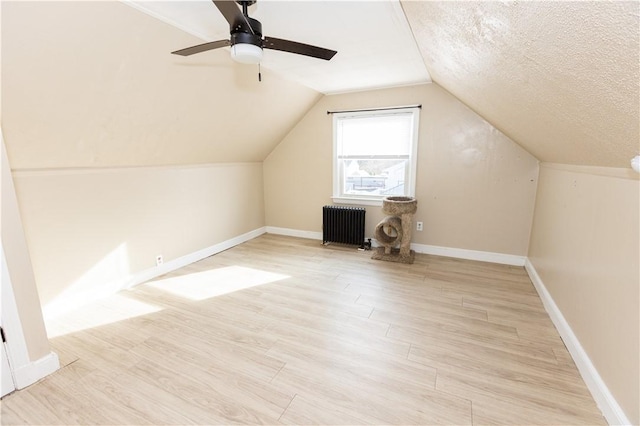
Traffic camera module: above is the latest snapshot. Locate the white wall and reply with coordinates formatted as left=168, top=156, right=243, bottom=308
left=1, top=137, right=50, bottom=361
left=1, top=135, right=59, bottom=389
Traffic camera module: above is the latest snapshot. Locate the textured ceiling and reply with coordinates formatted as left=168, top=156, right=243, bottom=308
left=126, top=0, right=431, bottom=94
left=401, top=1, right=640, bottom=167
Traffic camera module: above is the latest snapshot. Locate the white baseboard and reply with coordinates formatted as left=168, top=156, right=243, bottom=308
left=266, top=226, right=323, bottom=241
left=123, top=227, right=267, bottom=290
left=265, top=226, right=525, bottom=267
left=525, top=259, right=631, bottom=426
left=12, top=351, right=60, bottom=390
left=411, top=243, right=526, bottom=266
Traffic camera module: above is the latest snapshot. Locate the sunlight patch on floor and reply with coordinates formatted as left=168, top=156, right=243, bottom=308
left=146, top=265, right=290, bottom=301
left=43, top=243, right=132, bottom=322
left=46, top=293, right=162, bottom=338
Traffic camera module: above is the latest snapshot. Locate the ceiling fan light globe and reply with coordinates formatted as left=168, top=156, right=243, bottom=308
left=231, top=43, right=263, bottom=64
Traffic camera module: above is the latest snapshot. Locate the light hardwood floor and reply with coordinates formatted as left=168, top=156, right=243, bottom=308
left=1, top=234, right=606, bottom=425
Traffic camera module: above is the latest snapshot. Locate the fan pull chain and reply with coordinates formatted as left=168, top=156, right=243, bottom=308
left=258, top=63, right=262, bottom=82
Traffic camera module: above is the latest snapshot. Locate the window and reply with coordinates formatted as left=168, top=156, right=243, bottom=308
left=332, top=107, right=420, bottom=205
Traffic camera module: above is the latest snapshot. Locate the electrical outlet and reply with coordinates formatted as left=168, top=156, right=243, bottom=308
left=156, top=255, right=163, bottom=266
left=416, top=222, right=423, bottom=231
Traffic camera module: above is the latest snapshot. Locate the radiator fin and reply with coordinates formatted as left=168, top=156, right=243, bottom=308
left=322, top=205, right=366, bottom=248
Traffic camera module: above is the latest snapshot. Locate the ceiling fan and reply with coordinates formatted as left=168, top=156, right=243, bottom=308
left=171, top=0, right=337, bottom=65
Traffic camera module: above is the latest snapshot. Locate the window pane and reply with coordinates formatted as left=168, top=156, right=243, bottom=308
left=332, top=106, right=419, bottom=202
left=338, top=113, right=413, bottom=157
left=342, top=159, right=406, bottom=196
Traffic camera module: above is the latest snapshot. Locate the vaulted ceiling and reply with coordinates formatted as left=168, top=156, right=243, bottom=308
left=2, top=1, right=638, bottom=169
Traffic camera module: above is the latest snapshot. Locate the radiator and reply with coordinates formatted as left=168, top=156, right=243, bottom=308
left=322, top=205, right=366, bottom=248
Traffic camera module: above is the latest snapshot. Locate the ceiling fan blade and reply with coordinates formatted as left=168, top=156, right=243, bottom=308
left=212, top=0, right=254, bottom=34
left=171, top=40, right=231, bottom=56
left=263, top=37, right=337, bottom=61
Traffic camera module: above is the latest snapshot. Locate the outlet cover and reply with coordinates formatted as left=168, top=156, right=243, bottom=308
left=156, top=255, right=163, bottom=266
left=416, top=222, right=423, bottom=231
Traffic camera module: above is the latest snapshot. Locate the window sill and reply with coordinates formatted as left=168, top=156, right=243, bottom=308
left=331, top=196, right=383, bottom=207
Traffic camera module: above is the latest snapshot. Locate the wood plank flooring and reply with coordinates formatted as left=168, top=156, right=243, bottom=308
left=1, top=234, right=606, bottom=425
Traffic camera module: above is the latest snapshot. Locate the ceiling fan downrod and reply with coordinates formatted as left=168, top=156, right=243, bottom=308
left=238, top=0, right=255, bottom=16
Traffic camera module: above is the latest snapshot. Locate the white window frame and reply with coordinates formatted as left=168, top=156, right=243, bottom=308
left=332, top=107, right=420, bottom=206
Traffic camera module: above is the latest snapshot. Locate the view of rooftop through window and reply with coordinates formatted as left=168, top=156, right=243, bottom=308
left=343, top=159, right=406, bottom=195
left=333, top=107, right=419, bottom=201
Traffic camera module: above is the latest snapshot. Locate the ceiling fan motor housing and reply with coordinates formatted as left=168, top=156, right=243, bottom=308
left=231, top=32, right=262, bottom=49
left=231, top=17, right=262, bottom=47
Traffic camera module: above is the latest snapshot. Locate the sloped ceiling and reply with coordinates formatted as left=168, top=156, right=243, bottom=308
left=401, top=1, right=640, bottom=167
left=2, top=1, right=638, bottom=169
left=1, top=1, right=322, bottom=168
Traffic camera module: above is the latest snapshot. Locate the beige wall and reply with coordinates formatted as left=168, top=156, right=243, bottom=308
left=1, top=138, right=50, bottom=361
left=13, top=163, right=264, bottom=317
left=528, top=164, right=640, bottom=424
left=264, top=83, right=539, bottom=256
